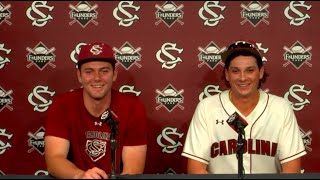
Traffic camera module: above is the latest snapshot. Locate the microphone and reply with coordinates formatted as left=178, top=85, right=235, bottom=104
left=100, top=109, right=119, bottom=179
left=100, top=109, right=119, bottom=134
left=227, top=112, right=248, bottom=134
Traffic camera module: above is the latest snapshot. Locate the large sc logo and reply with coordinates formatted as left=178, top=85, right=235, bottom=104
left=26, top=1, right=54, bottom=27
left=157, top=127, right=184, bottom=153
left=284, top=84, right=311, bottom=111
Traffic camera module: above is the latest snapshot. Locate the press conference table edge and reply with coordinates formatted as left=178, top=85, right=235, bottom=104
left=1, top=173, right=320, bottom=179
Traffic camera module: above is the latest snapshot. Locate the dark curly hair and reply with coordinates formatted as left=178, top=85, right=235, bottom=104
left=222, top=50, right=269, bottom=88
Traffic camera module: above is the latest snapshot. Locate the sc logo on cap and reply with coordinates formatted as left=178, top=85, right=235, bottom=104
left=90, top=45, right=103, bottom=55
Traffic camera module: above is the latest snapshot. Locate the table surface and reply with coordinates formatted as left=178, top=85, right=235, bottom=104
left=1, top=173, right=320, bottom=179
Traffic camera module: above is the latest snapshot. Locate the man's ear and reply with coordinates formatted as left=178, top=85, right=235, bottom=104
left=113, top=68, right=118, bottom=82
left=260, top=66, right=264, bottom=79
left=225, top=69, right=229, bottom=81
left=77, top=69, right=82, bottom=84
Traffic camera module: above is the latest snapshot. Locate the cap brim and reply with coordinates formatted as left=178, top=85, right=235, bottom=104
left=221, top=48, right=261, bottom=63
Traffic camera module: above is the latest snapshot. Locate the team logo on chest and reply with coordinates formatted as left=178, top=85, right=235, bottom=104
left=85, top=131, right=109, bottom=162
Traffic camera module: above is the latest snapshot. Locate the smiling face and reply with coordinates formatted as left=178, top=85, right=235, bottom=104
left=225, top=55, right=264, bottom=98
left=77, top=61, right=117, bottom=101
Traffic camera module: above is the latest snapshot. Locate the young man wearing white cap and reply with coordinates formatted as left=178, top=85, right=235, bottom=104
left=45, top=42, right=148, bottom=179
left=182, top=40, right=306, bottom=175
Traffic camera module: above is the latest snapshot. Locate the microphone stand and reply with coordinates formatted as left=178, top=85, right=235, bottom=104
left=109, top=123, right=118, bottom=179
left=100, top=110, right=120, bottom=179
left=237, top=127, right=245, bottom=179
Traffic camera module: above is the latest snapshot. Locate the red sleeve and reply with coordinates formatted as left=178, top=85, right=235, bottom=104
left=44, top=95, right=70, bottom=140
left=123, top=97, right=148, bottom=146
